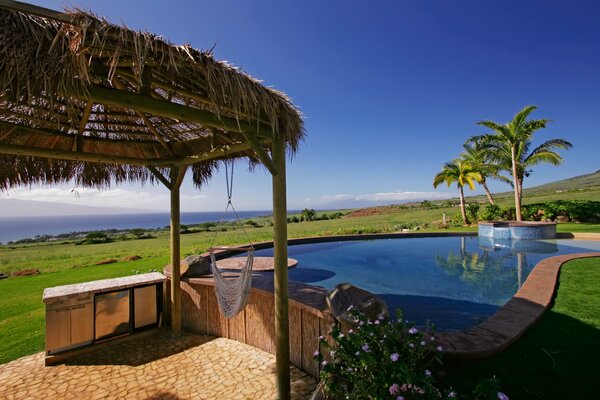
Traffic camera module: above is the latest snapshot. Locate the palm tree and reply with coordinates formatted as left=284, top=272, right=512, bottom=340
left=461, top=139, right=510, bottom=205
left=473, top=105, right=572, bottom=221
left=433, top=159, right=482, bottom=225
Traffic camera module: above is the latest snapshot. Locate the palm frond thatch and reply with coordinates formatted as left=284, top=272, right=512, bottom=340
left=0, top=3, right=304, bottom=188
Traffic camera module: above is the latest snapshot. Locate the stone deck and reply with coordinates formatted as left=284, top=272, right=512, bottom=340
left=0, top=329, right=317, bottom=399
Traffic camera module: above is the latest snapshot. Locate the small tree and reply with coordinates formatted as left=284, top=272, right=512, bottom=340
left=433, top=159, right=482, bottom=225
left=301, top=208, right=316, bottom=222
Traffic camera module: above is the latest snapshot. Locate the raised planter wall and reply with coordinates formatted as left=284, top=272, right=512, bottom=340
left=180, top=276, right=332, bottom=379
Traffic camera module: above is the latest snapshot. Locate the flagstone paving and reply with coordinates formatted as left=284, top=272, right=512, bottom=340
left=0, top=330, right=317, bottom=399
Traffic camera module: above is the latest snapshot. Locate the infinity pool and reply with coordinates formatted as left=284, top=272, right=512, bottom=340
left=251, top=236, right=600, bottom=331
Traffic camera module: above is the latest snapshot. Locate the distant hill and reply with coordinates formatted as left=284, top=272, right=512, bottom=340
left=521, top=170, right=600, bottom=193
left=466, top=170, right=600, bottom=205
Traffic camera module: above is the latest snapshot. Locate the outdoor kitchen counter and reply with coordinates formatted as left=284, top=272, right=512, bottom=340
left=43, top=272, right=167, bottom=304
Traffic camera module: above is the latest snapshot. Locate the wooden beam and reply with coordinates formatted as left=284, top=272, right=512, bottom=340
left=0, top=121, right=263, bottom=166
left=0, top=142, right=182, bottom=167
left=147, top=166, right=172, bottom=190
left=271, top=136, right=290, bottom=399
left=86, top=85, right=275, bottom=139
left=243, top=133, right=277, bottom=175
left=169, top=165, right=188, bottom=338
left=178, top=140, right=264, bottom=165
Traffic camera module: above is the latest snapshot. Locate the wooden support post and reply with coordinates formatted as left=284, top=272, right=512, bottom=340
left=169, top=165, right=187, bottom=337
left=271, top=136, right=290, bottom=399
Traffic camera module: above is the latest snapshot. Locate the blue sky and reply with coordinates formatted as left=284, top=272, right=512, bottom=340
left=1, top=0, right=599, bottom=214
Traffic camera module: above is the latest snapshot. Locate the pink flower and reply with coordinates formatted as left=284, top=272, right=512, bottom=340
left=362, top=343, right=370, bottom=352
left=409, top=343, right=415, bottom=348
left=389, top=384, right=400, bottom=395
left=436, top=345, right=444, bottom=352
left=425, top=369, right=432, bottom=377
left=396, top=397, right=405, bottom=400
left=408, top=327, right=418, bottom=334
left=390, top=353, right=400, bottom=362
left=313, top=350, right=319, bottom=357
left=497, top=392, right=510, bottom=400
left=448, top=391, right=456, bottom=398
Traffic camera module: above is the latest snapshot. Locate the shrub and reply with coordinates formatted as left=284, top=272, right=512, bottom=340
left=480, top=204, right=501, bottom=221
left=467, top=203, right=480, bottom=223
left=316, top=309, right=449, bottom=399
left=520, top=200, right=600, bottom=222
left=316, top=309, right=508, bottom=400
left=83, top=232, right=112, bottom=244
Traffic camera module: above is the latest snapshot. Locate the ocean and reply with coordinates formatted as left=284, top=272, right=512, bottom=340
left=0, top=211, right=273, bottom=244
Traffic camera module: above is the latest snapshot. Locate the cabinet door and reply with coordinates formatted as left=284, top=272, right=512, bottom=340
left=134, top=285, right=157, bottom=329
left=71, top=303, right=94, bottom=345
left=46, top=307, right=71, bottom=353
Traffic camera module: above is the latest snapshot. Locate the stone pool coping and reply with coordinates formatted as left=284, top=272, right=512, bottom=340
left=436, top=251, right=600, bottom=359
left=167, top=231, right=600, bottom=364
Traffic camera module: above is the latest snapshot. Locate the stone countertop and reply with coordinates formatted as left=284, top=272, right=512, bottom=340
left=43, top=272, right=166, bottom=304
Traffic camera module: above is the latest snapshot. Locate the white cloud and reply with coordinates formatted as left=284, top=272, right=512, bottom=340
left=302, top=190, right=454, bottom=208
left=0, top=187, right=208, bottom=212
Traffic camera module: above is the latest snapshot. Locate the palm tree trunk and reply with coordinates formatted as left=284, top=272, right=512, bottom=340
left=481, top=179, right=495, bottom=205
left=459, top=186, right=469, bottom=225
left=511, top=147, right=522, bottom=221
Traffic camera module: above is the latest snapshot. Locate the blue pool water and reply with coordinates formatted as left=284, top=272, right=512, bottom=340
left=250, top=236, right=600, bottom=331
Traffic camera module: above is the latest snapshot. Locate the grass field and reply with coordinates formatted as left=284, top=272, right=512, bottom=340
left=446, top=258, right=600, bottom=399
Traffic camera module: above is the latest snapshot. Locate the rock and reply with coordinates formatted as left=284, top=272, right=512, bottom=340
left=11, top=268, right=40, bottom=277
left=95, top=258, right=118, bottom=265
left=326, top=283, right=389, bottom=328
left=556, top=215, right=570, bottom=223
left=0, top=272, right=9, bottom=280
left=122, top=255, right=142, bottom=262
left=181, top=254, right=211, bottom=277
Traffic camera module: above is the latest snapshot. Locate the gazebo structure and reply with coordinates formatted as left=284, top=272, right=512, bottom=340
left=0, top=1, right=304, bottom=398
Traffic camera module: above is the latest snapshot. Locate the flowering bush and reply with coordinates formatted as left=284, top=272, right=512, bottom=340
left=314, top=308, right=509, bottom=400
left=315, top=308, right=448, bottom=399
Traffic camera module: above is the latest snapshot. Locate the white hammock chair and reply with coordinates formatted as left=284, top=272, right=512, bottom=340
left=209, top=161, right=254, bottom=319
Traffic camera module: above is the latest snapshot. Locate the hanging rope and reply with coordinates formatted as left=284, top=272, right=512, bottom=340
left=209, top=160, right=255, bottom=318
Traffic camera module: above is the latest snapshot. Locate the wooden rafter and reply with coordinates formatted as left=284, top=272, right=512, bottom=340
left=72, top=100, right=94, bottom=151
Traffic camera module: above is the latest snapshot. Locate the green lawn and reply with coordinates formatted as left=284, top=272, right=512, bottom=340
left=0, top=203, right=598, bottom=395
left=445, top=257, right=600, bottom=399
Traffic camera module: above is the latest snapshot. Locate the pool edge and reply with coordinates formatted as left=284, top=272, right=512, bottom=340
left=167, top=231, right=600, bottom=374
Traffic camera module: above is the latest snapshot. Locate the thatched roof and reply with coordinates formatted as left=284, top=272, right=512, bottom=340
left=0, top=1, right=304, bottom=189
